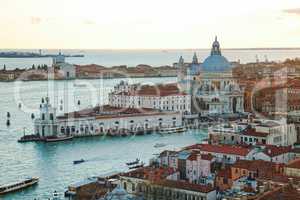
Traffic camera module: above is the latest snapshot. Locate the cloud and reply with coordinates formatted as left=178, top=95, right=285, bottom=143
left=283, top=8, right=300, bottom=15
left=30, top=17, right=42, bottom=25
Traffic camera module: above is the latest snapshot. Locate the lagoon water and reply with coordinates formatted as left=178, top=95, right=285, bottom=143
left=1, top=49, right=300, bottom=70
left=0, top=77, right=208, bottom=200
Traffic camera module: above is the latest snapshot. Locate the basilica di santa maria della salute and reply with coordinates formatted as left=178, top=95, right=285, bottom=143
left=177, top=37, right=244, bottom=116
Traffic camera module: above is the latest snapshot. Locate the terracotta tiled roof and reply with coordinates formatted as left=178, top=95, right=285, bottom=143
left=242, top=128, right=269, bottom=137
left=57, top=105, right=178, bottom=120
left=121, top=167, right=177, bottom=182
left=217, top=166, right=232, bottom=179
left=201, top=154, right=214, bottom=161
left=200, top=144, right=252, bottom=156
left=262, top=145, right=292, bottom=157
left=154, top=180, right=214, bottom=193
left=114, top=83, right=187, bottom=97
left=286, top=159, right=300, bottom=169
left=232, top=160, right=287, bottom=180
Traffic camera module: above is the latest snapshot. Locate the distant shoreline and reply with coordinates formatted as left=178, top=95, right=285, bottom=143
left=0, top=75, right=178, bottom=83
left=1, top=48, right=300, bottom=51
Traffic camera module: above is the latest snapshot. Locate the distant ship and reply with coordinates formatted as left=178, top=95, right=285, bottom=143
left=0, top=177, right=39, bottom=195
left=0, top=51, right=84, bottom=58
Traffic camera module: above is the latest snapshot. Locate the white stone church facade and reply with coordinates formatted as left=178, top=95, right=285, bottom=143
left=177, top=37, right=244, bottom=116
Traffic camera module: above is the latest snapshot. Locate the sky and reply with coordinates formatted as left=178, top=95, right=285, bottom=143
left=1, top=0, right=300, bottom=49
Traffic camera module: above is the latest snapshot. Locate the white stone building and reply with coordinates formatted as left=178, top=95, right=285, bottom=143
left=34, top=100, right=182, bottom=138
left=209, top=118, right=298, bottom=147
left=109, top=81, right=191, bottom=114
left=52, top=52, right=76, bottom=79
left=120, top=167, right=216, bottom=200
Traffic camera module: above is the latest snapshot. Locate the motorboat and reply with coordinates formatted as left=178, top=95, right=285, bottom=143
left=159, top=126, right=186, bottom=134
left=0, top=177, right=39, bottom=195
left=129, top=162, right=144, bottom=170
left=73, top=159, right=85, bottom=165
left=154, top=143, right=167, bottom=148
left=126, top=158, right=140, bottom=166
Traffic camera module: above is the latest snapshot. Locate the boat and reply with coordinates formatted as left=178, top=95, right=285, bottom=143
left=159, top=126, right=186, bottom=134
left=53, top=190, right=59, bottom=199
left=73, top=83, right=87, bottom=87
left=126, top=158, right=140, bottom=166
left=44, top=135, right=74, bottom=142
left=0, top=177, right=39, bottom=195
left=154, top=143, right=167, bottom=148
left=129, top=162, right=144, bottom=170
left=18, top=135, right=42, bottom=143
left=73, top=159, right=85, bottom=165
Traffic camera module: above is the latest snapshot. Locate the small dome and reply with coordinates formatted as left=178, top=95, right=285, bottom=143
left=102, top=185, right=134, bottom=200
left=188, top=63, right=202, bottom=75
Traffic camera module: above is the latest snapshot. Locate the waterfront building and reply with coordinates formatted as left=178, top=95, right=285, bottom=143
left=34, top=99, right=183, bottom=137
left=100, top=185, right=137, bottom=200
left=109, top=81, right=191, bottom=114
left=34, top=97, right=58, bottom=137
left=52, top=52, right=76, bottom=79
left=119, top=167, right=216, bottom=200
left=177, top=37, right=244, bottom=116
left=208, top=118, right=298, bottom=147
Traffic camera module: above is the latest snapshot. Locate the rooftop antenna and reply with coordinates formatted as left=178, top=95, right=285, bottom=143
left=264, top=55, right=268, bottom=63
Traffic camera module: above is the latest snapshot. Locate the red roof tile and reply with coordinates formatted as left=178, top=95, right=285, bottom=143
left=114, top=83, right=187, bottom=97
left=154, top=180, right=214, bottom=193
left=200, top=144, right=252, bottom=156
left=243, top=128, right=269, bottom=137
left=262, top=145, right=292, bottom=157
left=287, top=159, right=300, bottom=169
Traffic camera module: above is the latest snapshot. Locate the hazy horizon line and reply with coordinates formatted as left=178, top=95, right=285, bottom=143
left=1, top=47, right=300, bottom=51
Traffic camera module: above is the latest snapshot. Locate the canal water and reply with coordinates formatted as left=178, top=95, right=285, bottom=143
left=0, top=77, right=207, bottom=200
